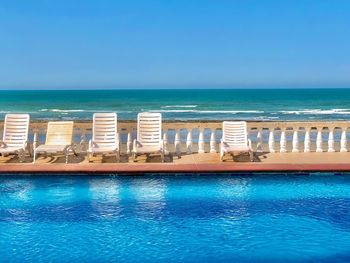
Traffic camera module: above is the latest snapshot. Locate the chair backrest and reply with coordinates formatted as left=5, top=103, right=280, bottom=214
left=137, top=112, right=162, bottom=147
left=45, top=121, right=74, bottom=146
left=3, top=114, right=30, bottom=147
left=93, top=112, right=118, bottom=147
left=222, top=121, right=248, bottom=147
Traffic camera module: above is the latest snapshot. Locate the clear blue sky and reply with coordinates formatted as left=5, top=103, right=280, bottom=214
left=0, top=0, right=349, bottom=89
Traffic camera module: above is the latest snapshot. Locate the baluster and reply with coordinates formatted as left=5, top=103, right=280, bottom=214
left=198, top=128, right=205, bottom=154
left=280, top=128, right=287, bottom=153
left=163, top=130, right=169, bottom=155
left=304, top=128, right=311, bottom=152
left=327, top=128, right=335, bottom=152
left=210, top=129, right=217, bottom=153
left=340, top=128, right=348, bottom=152
left=174, top=129, right=181, bottom=157
left=268, top=129, right=275, bottom=153
left=256, top=129, right=263, bottom=152
left=127, top=131, right=132, bottom=155
left=292, top=129, right=299, bottom=152
left=33, top=129, right=39, bottom=149
left=186, top=129, right=193, bottom=154
left=316, top=128, right=323, bottom=152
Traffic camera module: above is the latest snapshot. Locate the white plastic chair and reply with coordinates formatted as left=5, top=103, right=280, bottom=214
left=87, top=113, right=119, bottom=162
left=132, top=112, right=164, bottom=162
left=220, top=121, right=253, bottom=162
left=33, top=121, right=75, bottom=164
left=0, top=114, right=30, bottom=162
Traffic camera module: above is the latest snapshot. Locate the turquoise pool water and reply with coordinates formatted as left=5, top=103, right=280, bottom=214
left=1, top=173, right=350, bottom=262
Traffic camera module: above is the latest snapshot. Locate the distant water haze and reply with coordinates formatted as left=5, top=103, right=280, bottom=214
left=1, top=89, right=350, bottom=121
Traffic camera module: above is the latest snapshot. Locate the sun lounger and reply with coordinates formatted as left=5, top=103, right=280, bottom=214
left=87, top=112, right=120, bottom=162
left=0, top=114, right=30, bottom=162
left=33, top=121, right=75, bottom=164
left=220, top=121, right=254, bottom=162
left=132, top=112, right=164, bottom=162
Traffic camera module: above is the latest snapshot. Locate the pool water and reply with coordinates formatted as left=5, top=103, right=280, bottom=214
left=1, top=173, right=350, bottom=262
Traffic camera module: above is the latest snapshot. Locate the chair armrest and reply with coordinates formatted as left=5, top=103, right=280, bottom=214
left=64, top=144, right=75, bottom=153
left=0, top=141, right=7, bottom=148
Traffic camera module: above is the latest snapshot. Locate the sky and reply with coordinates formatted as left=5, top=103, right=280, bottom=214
left=0, top=0, right=349, bottom=89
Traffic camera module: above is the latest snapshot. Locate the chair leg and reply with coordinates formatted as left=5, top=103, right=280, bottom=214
left=87, top=152, right=92, bottom=162
left=249, top=151, right=254, bottom=162
left=18, top=149, right=25, bottom=163
left=161, top=151, right=164, bottom=163
left=65, top=151, right=69, bottom=164
left=116, top=151, right=120, bottom=163
left=132, top=153, right=137, bottom=162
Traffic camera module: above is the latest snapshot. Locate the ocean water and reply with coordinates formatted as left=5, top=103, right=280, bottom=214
left=1, top=88, right=350, bottom=121
left=1, top=173, right=350, bottom=262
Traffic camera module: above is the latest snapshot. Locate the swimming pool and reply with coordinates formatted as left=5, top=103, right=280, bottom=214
left=1, top=173, right=350, bottom=262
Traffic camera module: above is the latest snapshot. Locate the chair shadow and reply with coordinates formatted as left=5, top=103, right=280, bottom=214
left=222, top=152, right=266, bottom=162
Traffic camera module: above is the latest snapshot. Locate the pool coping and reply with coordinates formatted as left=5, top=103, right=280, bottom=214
left=1, top=163, right=350, bottom=174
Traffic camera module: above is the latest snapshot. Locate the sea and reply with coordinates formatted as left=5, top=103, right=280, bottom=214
left=1, top=88, right=350, bottom=121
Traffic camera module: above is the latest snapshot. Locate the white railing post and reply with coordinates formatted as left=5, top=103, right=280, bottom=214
left=316, top=128, right=323, bottom=152
left=304, top=128, right=311, bottom=153
left=340, top=128, right=348, bottom=152
left=174, top=129, right=181, bottom=157
left=280, top=128, right=287, bottom=153
left=186, top=129, right=193, bottom=154
left=127, top=131, right=132, bottom=155
left=198, top=128, right=205, bottom=154
left=328, top=128, right=335, bottom=152
left=268, top=128, right=275, bottom=153
left=163, top=130, right=169, bottom=155
left=256, top=129, right=263, bottom=152
left=292, top=129, right=299, bottom=153
left=210, top=129, right=216, bottom=153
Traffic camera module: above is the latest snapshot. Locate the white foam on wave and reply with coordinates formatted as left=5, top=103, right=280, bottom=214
left=161, top=105, right=198, bottom=108
left=198, top=110, right=264, bottom=114
left=40, top=109, right=85, bottom=113
left=151, top=110, right=264, bottom=114
left=151, top=110, right=196, bottom=113
left=280, top=109, right=350, bottom=115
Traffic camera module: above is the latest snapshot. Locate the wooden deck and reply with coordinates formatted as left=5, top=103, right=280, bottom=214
left=1, top=152, right=350, bottom=174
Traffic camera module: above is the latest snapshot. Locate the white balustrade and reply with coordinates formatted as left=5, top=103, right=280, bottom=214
left=280, top=129, right=287, bottom=153
left=292, top=130, right=299, bottom=153
left=316, top=129, right=323, bottom=152
left=198, top=128, right=205, bottom=154
left=268, top=129, right=275, bottom=153
left=186, top=129, right=193, bottom=154
left=174, top=129, right=181, bottom=157
left=210, top=129, right=216, bottom=153
left=340, top=128, right=348, bottom=152
left=256, top=129, right=263, bottom=152
left=304, top=128, right=311, bottom=152
left=4, top=121, right=350, bottom=156
left=327, top=128, right=335, bottom=152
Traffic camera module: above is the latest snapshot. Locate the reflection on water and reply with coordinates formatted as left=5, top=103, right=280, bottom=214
left=129, top=178, right=167, bottom=220
left=89, top=178, right=121, bottom=219
left=218, top=177, right=252, bottom=221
